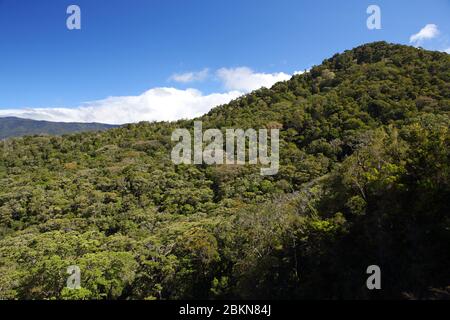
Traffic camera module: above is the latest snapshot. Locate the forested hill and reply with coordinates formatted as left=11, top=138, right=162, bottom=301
left=0, top=117, right=117, bottom=139
left=0, top=42, right=449, bottom=300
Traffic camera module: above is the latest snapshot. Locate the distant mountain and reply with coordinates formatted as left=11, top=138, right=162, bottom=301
left=0, top=117, right=118, bottom=139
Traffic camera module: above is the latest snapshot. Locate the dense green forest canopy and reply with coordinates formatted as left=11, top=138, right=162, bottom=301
left=0, top=42, right=449, bottom=299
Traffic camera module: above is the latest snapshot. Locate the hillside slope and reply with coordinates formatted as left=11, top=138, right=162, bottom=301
left=0, top=117, right=117, bottom=139
left=0, top=42, right=449, bottom=300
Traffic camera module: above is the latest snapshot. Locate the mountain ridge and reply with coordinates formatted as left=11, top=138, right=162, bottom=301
left=0, top=116, right=118, bottom=139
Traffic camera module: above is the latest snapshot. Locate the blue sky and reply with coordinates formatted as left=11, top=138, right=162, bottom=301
left=0, top=0, right=448, bottom=123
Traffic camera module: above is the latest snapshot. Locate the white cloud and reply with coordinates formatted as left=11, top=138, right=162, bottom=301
left=0, top=67, right=299, bottom=124
left=293, top=70, right=307, bottom=75
left=169, top=68, right=209, bottom=83
left=216, top=67, right=291, bottom=92
left=0, top=88, right=242, bottom=125
left=410, top=24, right=440, bottom=45
left=444, top=48, right=450, bottom=54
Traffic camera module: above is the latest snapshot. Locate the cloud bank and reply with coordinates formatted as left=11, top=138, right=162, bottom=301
left=0, top=88, right=243, bottom=125
left=216, top=67, right=291, bottom=92
left=0, top=67, right=296, bottom=124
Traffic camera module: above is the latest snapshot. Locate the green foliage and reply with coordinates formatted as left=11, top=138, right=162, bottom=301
left=0, top=42, right=449, bottom=299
